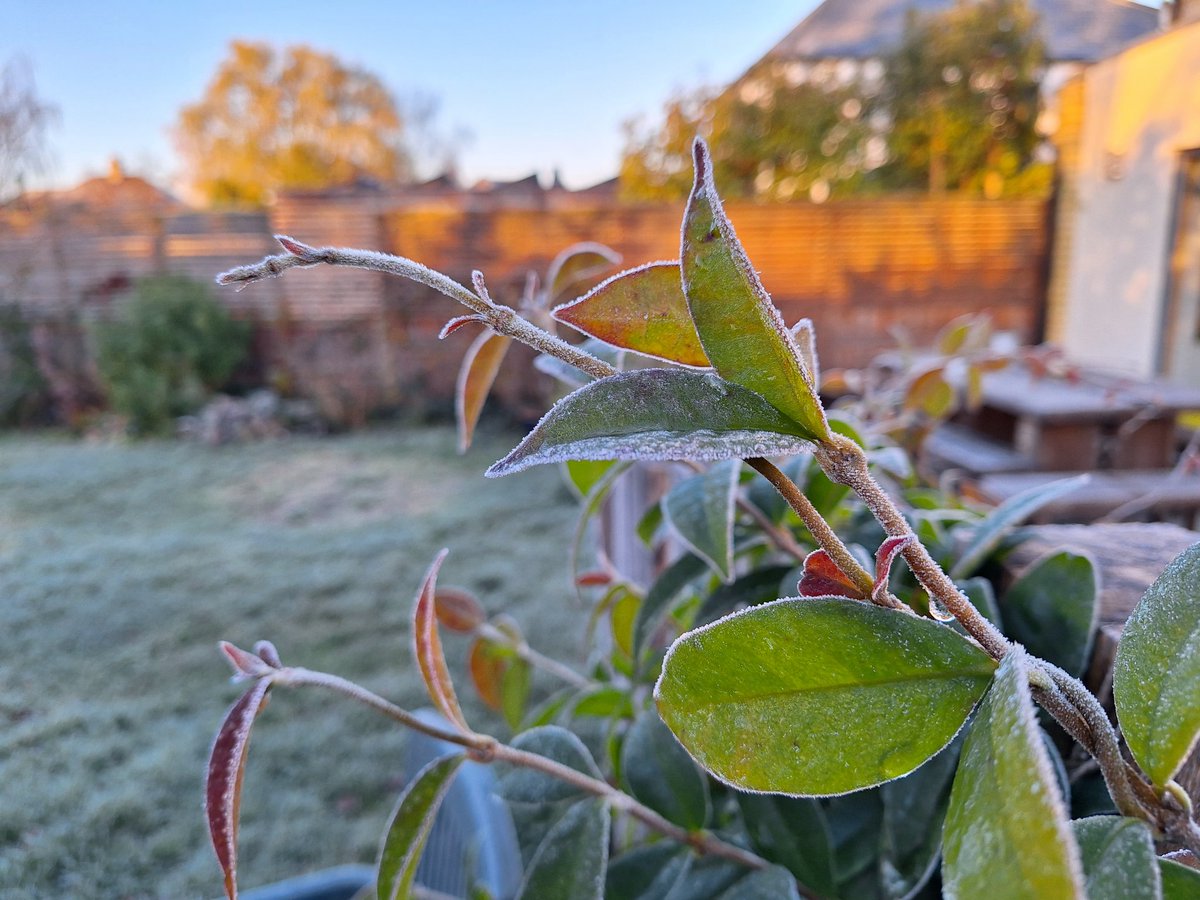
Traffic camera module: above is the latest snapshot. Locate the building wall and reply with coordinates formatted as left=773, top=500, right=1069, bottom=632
left=1051, top=19, right=1200, bottom=380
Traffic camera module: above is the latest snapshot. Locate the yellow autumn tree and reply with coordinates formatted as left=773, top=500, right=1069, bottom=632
left=176, top=41, right=414, bottom=207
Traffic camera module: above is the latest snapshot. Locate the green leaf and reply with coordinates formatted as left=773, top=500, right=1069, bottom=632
left=1072, top=816, right=1160, bottom=900
left=376, top=754, right=466, bottom=900
left=1002, top=551, right=1098, bottom=677
left=605, top=844, right=692, bottom=900
left=714, top=865, right=801, bottom=900
left=499, top=726, right=603, bottom=804
left=696, top=565, right=793, bottom=626
left=654, top=597, right=995, bottom=795
left=959, top=577, right=1003, bottom=629
left=736, top=793, right=837, bottom=896
left=516, top=798, right=609, bottom=900
left=948, top=474, right=1090, bottom=579
left=553, top=262, right=709, bottom=367
left=680, top=140, right=829, bottom=442
left=663, top=460, right=740, bottom=582
left=487, top=369, right=814, bottom=477
left=636, top=502, right=665, bottom=546
left=570, top=685, right=634, bottom=720
left=633, top=553, right=708, bottom=665
left=825, top=790, right=884, bottom=891
left=565, top=459, right=618, bottom=498
left=880, top=736, right=962, bottom=899
left=501, top=656, right=532, bottom=730
left=942, top=648, right=1084, bottom=900
left=1114, top=541, right=1200, bottom=788
left=1160, top=856, right=1200, bottom=899
left=620, top=710, right=710, bottom=830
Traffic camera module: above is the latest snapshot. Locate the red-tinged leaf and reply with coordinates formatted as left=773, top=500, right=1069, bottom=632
left=469, top=638, right=508, bottom=711
left=576, top=571, right=613, bottom=587
left=205, top=678, right=271, bottom=900
left=681, top=139, right=830, bottom=442
left=552, top=262, right=709, bottom=367
left=412, top=550, right=469, bottom=733
left=456, top=330, right=513, bottom=452
left=219, top=641, right=273, bottom=680
left=275, top=234, right=319, bottom=261
left=798, top=549, right=866, bottom=600
left=434, top=587, right=485, bottom=633
left=873, top=536, right=913, bottom=605
left=252, top=641, right=281, bottom=667
left=440, top=314, right=484, bottom=339
left=546, top=242, right=622, bottom=305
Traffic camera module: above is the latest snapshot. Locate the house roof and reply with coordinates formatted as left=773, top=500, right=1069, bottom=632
left=764, top=0, right=1159, bottom=63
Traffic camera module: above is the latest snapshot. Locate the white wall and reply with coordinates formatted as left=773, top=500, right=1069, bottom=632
left=1056, top=21, right=1200, bottom=381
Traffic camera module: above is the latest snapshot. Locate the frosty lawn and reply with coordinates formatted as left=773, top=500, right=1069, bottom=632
left=0, top=425, right=580, bottom=897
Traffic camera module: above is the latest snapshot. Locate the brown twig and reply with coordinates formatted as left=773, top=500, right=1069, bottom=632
left=745, top=457, right=877, bottom=599
left=268, top=665, right=774, bottom=874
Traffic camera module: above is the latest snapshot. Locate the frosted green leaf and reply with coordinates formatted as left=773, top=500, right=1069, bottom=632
left=605, top=844, right=692, bottom=900
left=633, top=552, right=708, bottom=665
left=942, top=648, right=1084, bottom=899
left=654, top=597, right=995, bottom=795
left=620, top=710, right=710, bottom=830
left=376, top=754, right=465, bottom=900
left=1002, top=551, right=1098, bottom=677
left=1114, top=541, right=1200, bottom=787
left=714, top=865, right=801, bottom=899
left=1072, top=816, right=1160, bottom=900
left=1160, top=856, right=1200, bottom=898
left=680, top=139, right=830, bottom=442
left=662, top=460, right=740, bottom=582
left=515, top=798, right=609, bottom=900
left=949, top=474, right=1090, bottom=579
left=736, top=793, right=837, bottom=896
left=487, top=369, right=814, bottom=477
left=498, top=726, right=602, bottom=804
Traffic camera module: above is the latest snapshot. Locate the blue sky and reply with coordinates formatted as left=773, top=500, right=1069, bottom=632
left=4, top=0, right=814, bottom=193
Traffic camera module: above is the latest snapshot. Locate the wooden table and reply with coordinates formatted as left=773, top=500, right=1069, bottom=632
left=960, top=367, right=1200, bottom=471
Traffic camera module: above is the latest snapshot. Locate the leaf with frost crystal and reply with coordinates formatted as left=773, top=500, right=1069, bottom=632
left=620, top=709, right=710, bottom=830
left=486, top=369, right=814, bottom=477
left=663, top=460, right=740, bottom=582
left=515, top=798, right=609, bottom=900
left=942, top=648, right=1084, bottom=900
left=1072, top=816, right=1160, bottom=900
left=553, top=262, right=710, bottom=367
left=376, top=754, right=465, bottom=900
left=680, top=139, right=829, bottom=442
left=654, top=597, right=995, bottom=795
left=736, top=793, right=837, bottom=896
left=1114, top=541, right=1200, bottom=788
left=1002, top=550, right=1098, bottom=677
left=1160, top=856, right=1200, bottom=898
left=455, top=329, right=511, bottom=451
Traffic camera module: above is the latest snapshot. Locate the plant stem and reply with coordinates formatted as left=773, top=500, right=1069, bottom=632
left=814, top=435, right=1010, bottom=659
left=745, top=457, right=876, bottom=598
left=217, top=238, right=618, bottom=381
left=269, top=666, right=774, bottom=875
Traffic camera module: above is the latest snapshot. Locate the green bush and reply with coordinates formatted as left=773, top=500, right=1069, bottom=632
left=94, top=275, right=249, bottom=434
left=0, top=301, right=48, bottom=427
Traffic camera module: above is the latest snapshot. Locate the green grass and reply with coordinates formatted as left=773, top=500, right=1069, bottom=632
left=0, top=426, right=584, bottom=898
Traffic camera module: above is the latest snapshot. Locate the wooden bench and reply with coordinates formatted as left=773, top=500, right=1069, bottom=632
left=1001, top=523, right=1200, bottom=804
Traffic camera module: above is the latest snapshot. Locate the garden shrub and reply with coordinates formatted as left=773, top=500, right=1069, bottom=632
left=0, top=301, right=49, bottom=427
left=206, top=140, right=1200, bottom=899
left=94, top=275, right=249, bottom=434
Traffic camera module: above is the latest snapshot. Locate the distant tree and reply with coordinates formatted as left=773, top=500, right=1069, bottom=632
left=176, top=41, right=435, bottom=207
left=0, top=57, right=58, bottom=202
left=881, top=0, right=1047, bottom=195
left=620, top=76, right=878, bottom=203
